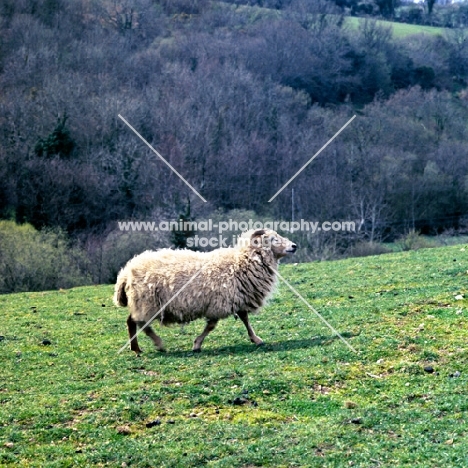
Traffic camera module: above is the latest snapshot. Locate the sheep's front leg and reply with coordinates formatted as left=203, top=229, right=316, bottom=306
left=193, top=319, right=218, bottom=352
left=143, top=325, right=166, bottom=352
left=127, top=315, right=142, bottom=354
left=236, top=311, right=264, bottom=346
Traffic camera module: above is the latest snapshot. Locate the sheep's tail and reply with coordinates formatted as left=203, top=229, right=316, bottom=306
left=113, top=272, right=128, bottom=307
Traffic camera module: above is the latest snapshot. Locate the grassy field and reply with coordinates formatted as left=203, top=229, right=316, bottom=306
left=346, top=17, right=445, bottom=37
left=1, top=245, right=468, bottom=467
left=220, top=3, right=446, bottom=38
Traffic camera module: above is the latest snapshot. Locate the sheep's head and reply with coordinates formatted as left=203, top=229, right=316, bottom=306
left=240, top=229, right=297, bottom=259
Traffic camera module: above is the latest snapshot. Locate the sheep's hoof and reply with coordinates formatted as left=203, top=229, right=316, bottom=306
left=158, top=348, right=167, bottom=353
left=250, top=337, right=264, bottom=346
left=192, top=348, right=202, bottom=353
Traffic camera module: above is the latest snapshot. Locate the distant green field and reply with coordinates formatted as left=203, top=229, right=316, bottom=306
left=221, top=3, right=446, bottom=38
left=1, top=245, right=468, bottom=467
left=346, top=16, right=445, bottom=37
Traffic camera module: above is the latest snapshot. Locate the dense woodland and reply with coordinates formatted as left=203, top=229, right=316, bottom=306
left=2, top=0, right=468, bottom=291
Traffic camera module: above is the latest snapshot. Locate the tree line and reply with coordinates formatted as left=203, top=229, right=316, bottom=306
left=227, top=0, right=468, bottom=26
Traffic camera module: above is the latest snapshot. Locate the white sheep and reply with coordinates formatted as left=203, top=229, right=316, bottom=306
left=113, top=229, right=297, bottom=353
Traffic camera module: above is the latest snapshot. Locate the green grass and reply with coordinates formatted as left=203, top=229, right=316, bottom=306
left=346, top=17, right=445, bottom=37
left=217, top=3, right=446, bottom=38
left=1, top=245, right=468, bottom=467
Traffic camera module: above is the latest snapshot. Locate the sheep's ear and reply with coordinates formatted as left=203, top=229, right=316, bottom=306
left=250, top=229, right=265, bottom=249
left=250, top=229, right=265, bottom=239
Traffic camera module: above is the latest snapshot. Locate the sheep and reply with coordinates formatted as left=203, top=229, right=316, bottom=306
left=113, top=229, right=297, bottom=353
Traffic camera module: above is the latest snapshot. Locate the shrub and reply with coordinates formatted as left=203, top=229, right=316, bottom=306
left=0, top=221, right=91, bottom=293
left=92, top=228, right=171, bottom=284
left=204, top=209, right=262, bottom=249
left=347, top=241, right=391, bottom=258
left=398, top=230, right=436, bottom=251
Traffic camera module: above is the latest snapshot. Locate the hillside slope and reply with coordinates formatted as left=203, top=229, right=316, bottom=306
left=1, top=245, right=467, bottom=467
left=346, top=16, right=445, bottom=37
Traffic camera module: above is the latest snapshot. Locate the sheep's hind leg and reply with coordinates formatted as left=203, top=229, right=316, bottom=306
left=142, top=324, right=166, bottom=352
left=127, top=315, right=142, bottom=354
left=237, top=311, right=264, bottom=346
left=193, top=319, right=218, bottom=352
